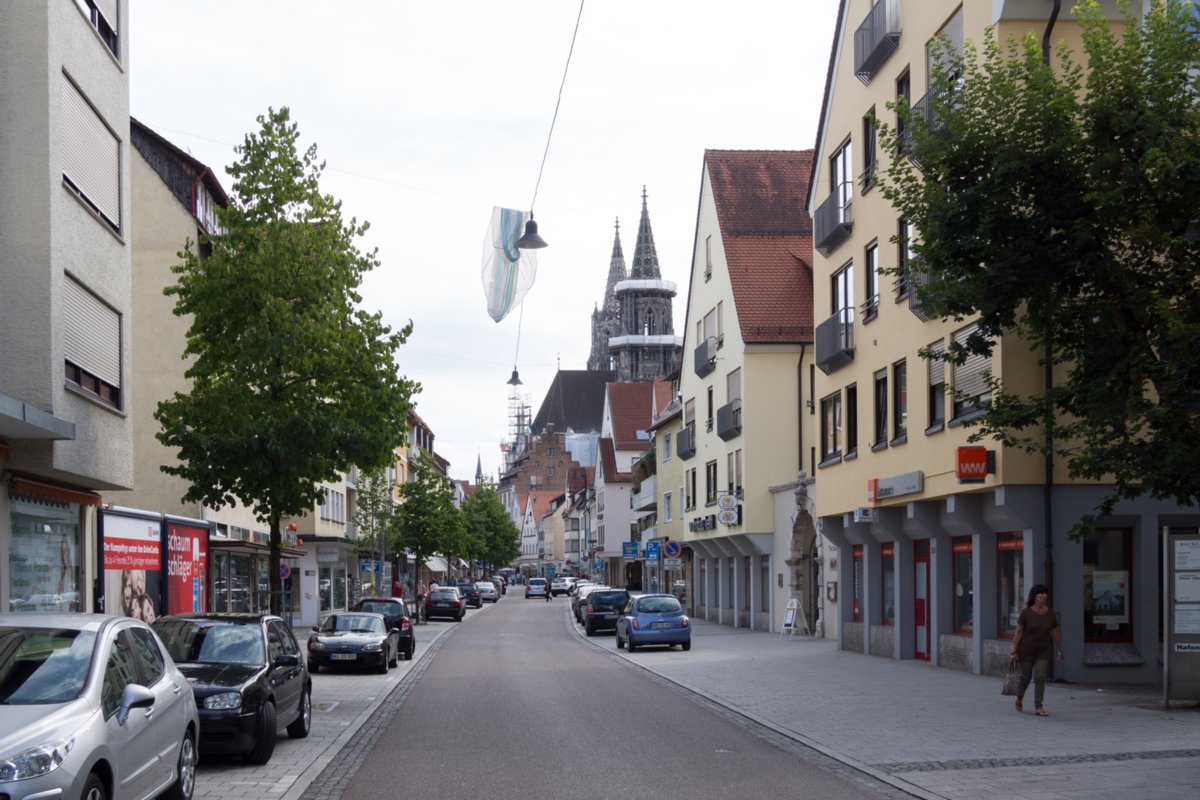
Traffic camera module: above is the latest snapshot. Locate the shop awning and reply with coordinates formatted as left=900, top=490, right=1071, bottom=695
left=12, top=477, right=100, bottom=507
left=423, top=556, right=448, bottom=573
left=209, top=538, right=306, bottom=558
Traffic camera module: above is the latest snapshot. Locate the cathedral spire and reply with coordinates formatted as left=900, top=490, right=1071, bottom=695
left=630, top=186, right=661, bottom=279
left=602, top=216, right=626, bottom=314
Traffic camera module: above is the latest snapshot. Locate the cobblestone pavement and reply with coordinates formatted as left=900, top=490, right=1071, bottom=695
left=571, top=614, right=1200, bottom=800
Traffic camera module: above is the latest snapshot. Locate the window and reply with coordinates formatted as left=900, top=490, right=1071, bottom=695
left=852, top=545, right=864, bottom=623
left=61, top=75, right=121, bottom=230
left=703, top=308, right=718, bottom=344
left=64, top=276, right=122, bottom=408
left=845, top=384, right=859, bottom=456
left=717, top=301, right=724, bottom=344
left=830, top=140, right=853, bottom=224
left=952, top=536, right=973, bottom=633
left=896, top=218, right=913, bottom=297
left=873, top=369, right=888, bottom=448
left=663, top=432, right=672, bottom=461
left=102, top=633, right=139, bottom=717
left=892, top=359, right=907, bottom=442
left=832, top=261, right=855, bottom=321
left=545, top=447, right=555, bottom=457
left=663, top=492, right=672, bottom=522
left=863, top=242, right=880, bottom=318
left=998, top=533, right=1025, bottom=637
left=75, top=0, right=119, bottom=58
left=760, top=555, right=770, bottom=612
left=706, top=386, right=714, bottom=432
left=685, top=469, right=696, bottom=510
left=927, top=339, right=946, bottom=431
left=861, top=109, right=877, bottom=191
left=726, top=449, right=743, bottom=496
left=881, top=543, right=895, bottom=624
left=928, top=5, right=965, bottom=83
left=896, top=70, right=911, bottom=148
left=127, top=627, right=165, bottom=686
left=726, top=368, right=742, bottom=406
left=952, top=324, right=991, bottom=418
left=705, top=235, right=713, bottom=280
left=547, top=466, right=555, bottom=477
left=820, top=393, right=842, bottom=462
left=1083, top=529, right=1132, bottom=642
left=705, top=461, right=718, bottom=504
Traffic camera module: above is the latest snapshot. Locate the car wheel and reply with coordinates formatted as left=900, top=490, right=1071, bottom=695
left=682, top=640, right=692, bottom=652
left=627, top=638, right=637, bottom=653
left=405, top=642, right=415, bottom=660
left=585, top=623, right=594, bottom=637
left=82, top=771, right=107, bottom=800
left=388, top=645, right=398, bottom=668
left=161, top=729, right=196, bottom=800
left=377, top=653, right=389, bottom=674
left=243, top=701, right=277, bottom=765
left=287, top=687, right=311, bottom=738
left=615, top=632, right=625, bottom=650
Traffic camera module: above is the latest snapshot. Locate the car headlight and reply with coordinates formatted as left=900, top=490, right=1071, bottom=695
left=203, top=691, right=243, bottom=711
left=0, top=736, right=75, bottom=781
left=309, top=640, right=327, bottom=652
left=362, top=642, right=382, bottom=652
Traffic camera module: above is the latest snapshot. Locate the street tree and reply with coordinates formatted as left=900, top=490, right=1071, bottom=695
left=156, top=107, right=417, bottom=612
left=396, top=451, right=465, bottom=580
left=461, top=478, right=521, bottom=571
left=354, top=465, right=400, bottom=595
left=878, top=1, right=1200, bottom=534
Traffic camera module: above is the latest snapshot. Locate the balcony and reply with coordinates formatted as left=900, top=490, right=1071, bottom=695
left=854, top=0, right=901, bottom=85
left=907, top=266, right=938, bottom=322
left=631, top=474, right=657, bottom=512
left=814, top=185, right=853, bottom=256
left=716, top=399, right=742, bottom=441
left=694, top=336, right=717, bottom=377
left=677, top=422, right=696, bottom=460
left=815, top=309, right=855, bottom=375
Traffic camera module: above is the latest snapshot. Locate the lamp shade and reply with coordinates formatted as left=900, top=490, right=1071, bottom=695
left=515, top=218, right=548, bottom=249
left=507, top=369, right=523, bottom=386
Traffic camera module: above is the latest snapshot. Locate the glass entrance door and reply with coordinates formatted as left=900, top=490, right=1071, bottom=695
left=914, top=543, right=930, bottom=660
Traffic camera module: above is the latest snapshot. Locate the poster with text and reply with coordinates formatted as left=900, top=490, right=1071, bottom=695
left=1092, top=570, right=1129, bottom=624
left=101, top=511, right=162, bottom=623
left=166, top=522, right=208, bottom=614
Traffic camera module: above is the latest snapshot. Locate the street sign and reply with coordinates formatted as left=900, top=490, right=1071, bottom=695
left=718, top=509, right=739, bottom=525
left=280, top=563, right=292, bottom=581
left=718, top=494, right=738, bottom=510
left=622, top=541, right=638, bottom=558
left=663, top=557, right=682, bottom=569
left=644, top=540, right=660, bottom=561
left=663, top=541, right=681, bottom=558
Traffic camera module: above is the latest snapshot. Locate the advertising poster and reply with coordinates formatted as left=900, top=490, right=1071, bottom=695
left=1092, top=570, right=1129, bottom=624
left=101, top=511, right=162, bottom=623
left=166, top=522, right=208, bottom=614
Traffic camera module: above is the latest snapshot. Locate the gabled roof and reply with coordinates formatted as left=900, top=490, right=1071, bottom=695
left=533, top=370, right=616, bottom=435
left=598, top=438, right=632, bottom=484
left=566, top=465, right=592, bottom=494
left=706, top=150, right=816, bottom=345
left=130, top=117, right=229, bottom=214
left=606, top=382, right=655, bottom=451
left=526, top=490, right=561, bottom=523
left=808, top=0, right=849, bottom=212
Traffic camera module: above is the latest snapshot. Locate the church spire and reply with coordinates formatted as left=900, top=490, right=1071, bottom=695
left=475, top=454, right=484, bottom=485
left=630, top=186, right=661, bottom=279
left=601, top=216, right=626, bottom=314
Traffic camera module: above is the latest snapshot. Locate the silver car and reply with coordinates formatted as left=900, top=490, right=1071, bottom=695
left=0, top=613, right=199, bottom=800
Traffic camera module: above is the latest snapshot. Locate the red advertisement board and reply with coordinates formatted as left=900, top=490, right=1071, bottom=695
left=102, top=511, right=163, bottom=622
left=166, top=522, right=208, bottom=614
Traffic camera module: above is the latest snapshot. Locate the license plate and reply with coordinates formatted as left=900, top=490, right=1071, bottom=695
left=650, top=621, right=671, bottom=629
left=331, top=653, right=357, bottom=661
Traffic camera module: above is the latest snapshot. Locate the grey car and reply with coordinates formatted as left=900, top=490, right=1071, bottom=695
left=0, top=613, right=199, bottom=800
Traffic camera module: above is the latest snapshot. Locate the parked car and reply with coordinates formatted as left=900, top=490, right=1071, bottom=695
left=572, top=584, right=608, bottom=622
left=457, top=582, right=483, bottom=608
left=615, top=593, right=691, bottom=652
left=351, top=597, right=415, bottom=660
left=582, top=589, right=631, bottom=635
left=525, top=578, right=549, bottom=599
left=153, top=613, right=311, bottom=765
left=0, top=613, right=198, bottom=800
left=306, top=612, right=399, bottom=674
left=550, top=576, right=573, bottom=596
left=475, top=581, right=499, bottom=603
left=425, top=588, right=465, bottom=620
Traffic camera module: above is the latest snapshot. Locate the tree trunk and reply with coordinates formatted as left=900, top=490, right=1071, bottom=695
left=269, top=514, right=282, bottom=616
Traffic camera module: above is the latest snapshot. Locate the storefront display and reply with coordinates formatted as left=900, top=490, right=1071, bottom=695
left=997, top=533, right=1025, bottom=636
left=9, top=499, right=82, bottom=612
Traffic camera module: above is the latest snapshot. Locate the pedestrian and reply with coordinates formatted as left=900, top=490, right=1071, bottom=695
left=392, top=578, right=404, bottom=599
left=1009, top=583, right=1065, bottom=716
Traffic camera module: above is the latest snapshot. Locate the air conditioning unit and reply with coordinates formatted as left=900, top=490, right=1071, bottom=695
left=852, top=507, right=876, bottom=523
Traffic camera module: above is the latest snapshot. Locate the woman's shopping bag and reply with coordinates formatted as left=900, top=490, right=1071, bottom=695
left=1001, top=660, right=1023, bottom=696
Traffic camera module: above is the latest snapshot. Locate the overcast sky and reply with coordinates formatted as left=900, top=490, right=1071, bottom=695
left=129, top=0, right=840, bottom=483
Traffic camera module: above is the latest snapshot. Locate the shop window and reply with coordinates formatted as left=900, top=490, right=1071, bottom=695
left=952, top=536, right=973, bottom=633
left=881, top=543, right=895, bottom=625
left=1083, top=529, right=1132, bottom=642
left=852, top=545, right=864, bottom=623
left=760, top=555, right=770, bottom=612
left=997, top=533, right=1025, bottom=637
left=9, top=499, right=82, bottom=612
left=319, top=562, right=349, bottom=614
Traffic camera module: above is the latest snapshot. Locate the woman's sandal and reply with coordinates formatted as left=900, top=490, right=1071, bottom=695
left=1035, top=708, right=1049, bottom=717
left=1014, top=698, right=1023, bottom=712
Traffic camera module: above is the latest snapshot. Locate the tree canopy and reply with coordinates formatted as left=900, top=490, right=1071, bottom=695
left=461, top=478, right=521, bottom=571
left=396, top=451, right=465, bottom=577
left=879, top=0, right=1200, bottom=533
left=156, top=107, right=417, bottom=610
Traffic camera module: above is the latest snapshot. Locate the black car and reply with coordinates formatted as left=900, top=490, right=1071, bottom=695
left=457, top=582, right=483, bottom=608
left=153, top=613, right=311, bottom=765
left=307, top=612, right=400, bottom=674
left=582, top=589, right=630, bottom=635
left=425, top=588, right=465, bottom=620
left=352, top=597, right=415, bottom=660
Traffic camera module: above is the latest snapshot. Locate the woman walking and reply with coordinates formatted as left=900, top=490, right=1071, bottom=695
left=1009, top=583, right=1065, bottom=716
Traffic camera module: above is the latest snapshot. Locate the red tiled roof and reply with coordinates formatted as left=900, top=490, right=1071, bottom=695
left=526, top=490, right=561, bottom=521
left=598, top=438, right=632, bottom=483
left=705, top=150, right=815, bottom=345
left=606, top=382, right=655, bottom=451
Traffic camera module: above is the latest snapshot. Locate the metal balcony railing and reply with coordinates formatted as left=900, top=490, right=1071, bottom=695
left=677, top=422, right=696, bottom=460
left=815, top=309, right=855, bottom=375
left=716, top=399, right=742, bottom=441
left=854, top=0, right=901, bottom=85
left=814, top=185, right=854, bottom=256
left=694, top=336, right=717, bottom=377
left=907, top=265, right=938, bottom=322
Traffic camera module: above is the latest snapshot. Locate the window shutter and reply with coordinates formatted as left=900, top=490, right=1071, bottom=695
left=953, top=326, right=989, bottom=400
left=94, top=0, right=119, bottom=33
left=928, top=5, right=964, bottom=77
left=64, top=276, right=121, bottom=387
left=928, top=340, right=945, bottom=385
left=61, top=75, right=121, bottom=227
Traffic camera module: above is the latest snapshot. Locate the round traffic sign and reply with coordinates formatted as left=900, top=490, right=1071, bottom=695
left=279, top=562, right=292, bottom=581
left=663, top=541, right=681, bottom=558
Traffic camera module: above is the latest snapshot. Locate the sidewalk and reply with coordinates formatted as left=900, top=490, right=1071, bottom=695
left=574, top=616, right=1200, bottom=800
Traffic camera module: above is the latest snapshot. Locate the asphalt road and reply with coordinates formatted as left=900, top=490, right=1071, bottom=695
left=339, top=595, right=905, bottom=800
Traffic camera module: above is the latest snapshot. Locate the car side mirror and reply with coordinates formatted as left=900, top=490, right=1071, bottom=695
left=274, top=653, right=300, bottom=667
left=117, top=683, right=155, bottom=726
left=312, top=626, right=320, bottom=632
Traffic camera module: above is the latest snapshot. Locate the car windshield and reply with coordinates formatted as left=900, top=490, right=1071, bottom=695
left=358, top=602, right=401, bottom=617
left=155, top=620, right=266, bottom=666
left=591, top=591, right=627, bottom=605
left=430, top=590, right=457, bottom=600
left=0, top=627, right=97, bottom=705
left=638, top=597, right=682, bottom=614
left=322, top=615, right=383, bottom=634
left=475, top=583, right=492, bottom=590
left=530, top=579, right=546, bottom=586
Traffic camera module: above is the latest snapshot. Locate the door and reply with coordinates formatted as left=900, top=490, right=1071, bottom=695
left=914, top=544, right=930, bottom=661
left=103, top=631, right=159, bottom=800
left=268, top=620, right=301, bottom=730
left=127, top=626, right=187, bottom=794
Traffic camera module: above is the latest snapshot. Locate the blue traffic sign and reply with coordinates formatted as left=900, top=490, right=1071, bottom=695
left=663, top=540, right=681, bottom=558
left=622, top=541, right=638, bottom=558
left=645, top=540, right=660, bottom=560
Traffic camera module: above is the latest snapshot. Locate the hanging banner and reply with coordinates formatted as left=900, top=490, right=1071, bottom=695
left=166, top=520, right=208, bottom=615
left=101, top=509, right=163, bottom=623
left=481, top=206, right=537, bottom=322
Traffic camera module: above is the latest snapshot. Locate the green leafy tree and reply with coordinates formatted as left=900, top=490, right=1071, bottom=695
left=462, top=478, right=521, bottom=571
left=156, top=107, right=417, bottom=612
left=354, top=465, right=400, bottom=595
left=878, top=1, right=1200, bottom=533
left=397, top=451, right=465, bottom=579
